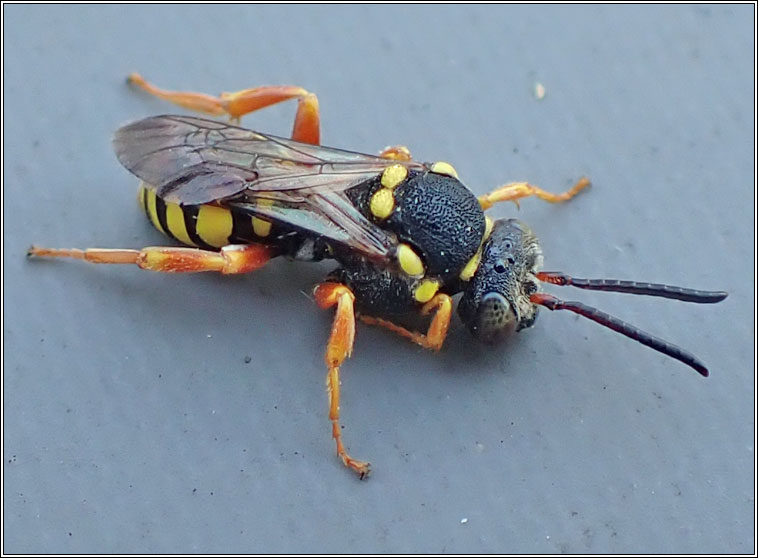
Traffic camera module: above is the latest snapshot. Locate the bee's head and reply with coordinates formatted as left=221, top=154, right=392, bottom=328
left=457, top=219, right=543, bottom=343
left=457, top=217, right=728, bottom=376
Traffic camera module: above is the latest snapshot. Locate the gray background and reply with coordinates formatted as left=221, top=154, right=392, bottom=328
left=3, top=4, right=754, bottom=554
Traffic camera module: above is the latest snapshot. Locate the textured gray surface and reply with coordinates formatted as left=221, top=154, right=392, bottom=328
left=3, top=4, right=754, bottom=554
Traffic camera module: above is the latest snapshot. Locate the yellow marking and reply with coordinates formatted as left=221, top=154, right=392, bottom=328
left=484, top=216, right=494, bottom=240
left=137, top=185, right=146, bottom=207
left=369, top=188, right=395, bottom=219
left=165, top=202, right=196, bottom=247
left=252, top=197, right=274, bottom=236
left=430, top=161, right=458, bottom=179
left=380, top=145, right=412, bottom=161
left=414, top=279, right=440, bottom=303
left=252, top=216, right=272, bottom=237
left=142, top=250, right=170, bottom=270
left=397, top=243, right=425, bottom=277
left=460, top=217, right=494, bottom=281
left=380, top=164, right=408, bottom=189
left=145, top=188, right=166, bottom=235
left=459, top=250, right=482, bottom=281
left=196, top=205, right=233, bottom=248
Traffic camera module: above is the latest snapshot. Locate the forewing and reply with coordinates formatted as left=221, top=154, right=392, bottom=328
left=113, top=115, right=422, bottom=203
left=114, top=116, right=259, bottom=204
left=113, top=115, right=417, bottom=260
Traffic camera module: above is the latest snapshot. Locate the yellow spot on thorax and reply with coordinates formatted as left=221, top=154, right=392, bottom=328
left=414, top=279, right=440, bottom=303
left=430, top=161, right=458, bottom=179
left=370, top=188, right=395, bottom=219
left=397, top=243, right=425, bottom=277
left=459, top=216, right=495, bottom=281
left=381, top=164, right=408, bottom=189
left=484, top=216, right=494, bottom=239
left=370, top=165, right=410, bottom=219
left=459, top=251, right=481, bottom=281
left=196, top=205, right=233, bottom=248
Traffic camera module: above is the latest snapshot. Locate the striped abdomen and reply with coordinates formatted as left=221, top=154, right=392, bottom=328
left=138, top=184, right=275, bottom=250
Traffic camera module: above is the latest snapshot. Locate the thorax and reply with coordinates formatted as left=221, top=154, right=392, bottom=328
left=337, top=168, right=487, bottom=316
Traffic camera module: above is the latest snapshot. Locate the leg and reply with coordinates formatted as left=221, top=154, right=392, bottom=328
left=313, top=283, right=371, bottom=478
left=359, top=293, right=452, bottom=351
left=127, top=72, right=321, bottom=144
left=478, top=177, right=590, bottom=210
left=378, top=145, right=413, bottom=161
left=27, top=244, right=273, bottom=274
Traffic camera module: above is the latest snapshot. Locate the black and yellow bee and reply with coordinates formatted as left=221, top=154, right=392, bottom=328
left=29, top=74, right=727, bottom=478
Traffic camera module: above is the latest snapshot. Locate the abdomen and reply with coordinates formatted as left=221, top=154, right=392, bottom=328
left=138, top=183, right=276, bottom=250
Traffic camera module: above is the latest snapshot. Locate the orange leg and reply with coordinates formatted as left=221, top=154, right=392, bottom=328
left=378, top=145, right=413, bottom=161
left=478, top=177, right=590, bottom=210
left=27, top=244, right=273, bottom=274
left=127, top=72, right=321, bottom=144
left=359, top=293, right=452, bottom=351
left=313, top=282, right=371, bottom=478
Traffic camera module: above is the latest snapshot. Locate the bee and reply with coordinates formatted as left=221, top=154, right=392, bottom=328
left=29, top=74, right=727, bottom=478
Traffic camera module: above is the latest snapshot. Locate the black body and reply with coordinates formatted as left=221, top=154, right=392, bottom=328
left=115, top=115, right=727, bottom=376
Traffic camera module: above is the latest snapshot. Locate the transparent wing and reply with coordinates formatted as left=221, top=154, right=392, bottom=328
left=113, top=115, right=422, bottom=261
left=113, top=115, right=423, bottom=203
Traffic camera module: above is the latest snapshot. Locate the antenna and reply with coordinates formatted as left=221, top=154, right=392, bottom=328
left=529, top=289, right=721, bottom=377
left=536, top=271, right=728, bottom=303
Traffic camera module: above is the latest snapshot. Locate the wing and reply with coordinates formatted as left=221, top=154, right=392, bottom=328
left=113, top=115, right=425, bottom=261
left=113, top=115, right=424, bottom=202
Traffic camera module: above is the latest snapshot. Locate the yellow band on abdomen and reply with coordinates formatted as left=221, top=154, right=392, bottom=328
left=196, top=205, right=233, bottom=248
left=145, top=187, right=166, bottom=235
left=165, top=202, right=196, bottom=247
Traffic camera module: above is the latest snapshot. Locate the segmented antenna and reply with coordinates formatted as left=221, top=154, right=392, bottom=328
left=536, top=271, right=728, bottom=304
left=529, top=292, right=711, bottom=376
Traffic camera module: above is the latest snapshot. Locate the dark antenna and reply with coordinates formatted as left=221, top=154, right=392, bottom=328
left=529, top=292, right=715, bottom=377
left=537, top=271, right=728, bottom=304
